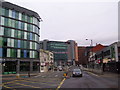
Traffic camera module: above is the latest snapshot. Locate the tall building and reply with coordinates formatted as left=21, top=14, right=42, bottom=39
left=67, top=40, right=78, bottom=65
left=0, top=1, right=41, bottom=74
left=40, top=40, right=78, bottom=66
left=40, top=49, right=54, bottom=72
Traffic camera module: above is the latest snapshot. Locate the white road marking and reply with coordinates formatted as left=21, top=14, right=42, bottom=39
left=55, top=75, right=58, bottom=77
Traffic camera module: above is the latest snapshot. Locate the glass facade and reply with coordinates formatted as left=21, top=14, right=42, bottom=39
left=0, top=2, right=41, bottom=73
left=47, top=42, right=68, bottom=62
left=0, top=7, right=40, bottom=59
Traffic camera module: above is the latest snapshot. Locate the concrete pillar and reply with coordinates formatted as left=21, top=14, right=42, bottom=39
left=30, top=60, right=33, bottom=73
left=16, top=60, right=20, bottom=74
left=16, top=60, right=20, bottom=78
left=0, top=63, right=2, bottom=90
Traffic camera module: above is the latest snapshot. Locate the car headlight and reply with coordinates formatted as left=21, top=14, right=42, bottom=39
left=73, top=72, right=75, bottom=74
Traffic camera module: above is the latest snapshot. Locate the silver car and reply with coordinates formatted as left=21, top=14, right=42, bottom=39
left=72, top=69, right=82, bottom=77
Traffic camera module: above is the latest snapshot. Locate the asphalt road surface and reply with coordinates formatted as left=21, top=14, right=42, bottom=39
left=2, top=71, right=64, bottom=89
left=61, top=71, right=119, bottom=89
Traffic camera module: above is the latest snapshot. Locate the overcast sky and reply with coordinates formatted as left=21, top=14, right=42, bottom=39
left=6, top=0, right=118, bottom=46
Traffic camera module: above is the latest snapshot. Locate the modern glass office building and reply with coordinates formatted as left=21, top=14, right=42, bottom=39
left=0, top=1, right=41, bottom=74
left=40, top=40, right=68, bottom=66
left=40, top=40, right=78, bottom=66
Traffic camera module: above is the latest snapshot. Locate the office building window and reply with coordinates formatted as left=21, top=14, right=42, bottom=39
left=35, top=43, right=37, bottom=49
left=24, top=32, right=27, bottom=39
left=11, top=29, right=14, bottom=37
left=27, top=16, right=30, bottom=23
left=15, top=21, right=18, bottom=29
left=7, top=48, right=10, bottom=57
left=25, top=15, right=27, bottom=22
left=19, top=13, right=22, bottom=20
left=18, top=21, right=21, bottom=29
left=24, top=50, right=27, bottom=58
left=30, top=42, right=32, bottom=49
left=14, top=39, right=18, bottom=48
left=32, top=34, right=35, bottom=41
left=24, top=23, right=27, bottom=30
left=4, top=28, right=10, bottom=37
left=5, top=8, right=9, bottom=17
left=11, top=39, right=14, bottom=47
left=21, top=22, right=24, bottom=30
left=0, top=37, right=3, bottom=47
left=14, top=30, right=18, bottom=38
left=15, top=11, right=19, bottom=19
left=2, top=8, right=5, bottom=16
left=7, top=38, right=11, bottom=47
left=21, top=31, right=24, bottom=39
left=11, top=19, right=15, bottom=28
left=8, top=18, right=12, bottom=27
left=0, top=27, right=4, bottom=35
left=33, top=25, right=35, bottom=32
left=32, top=42, right=35, bottom=49
left=18, top=40, right=20, bottom=48
left=27, top=32, right=30, bottom=40
left=27, top=24, right=30, bottom=31
left=3, top=38, right=7, bottom=47
left=17, top=49, right=21, bottom=58
left=30, top=16, right=33, bottom=23
left=27, top=41, right=30, bottom=49
left=33, top=51, right=35, bottom=58
left=9, top=9, right=12, bottom=17
left=1, top=17, right=4, bottom=25
left=4, top=18, right=8, bottom=26
left=12, top=10, right=16, bottom=18
left=21, top=40, right=24, bottom=48
left=22, top=14, right=25, bottom=21
left=30, top=24, right=32, bottom=31
left=30, top=33, right=32, bottom=40
left=0, top=48, right=2, bottom=57
left=30, top=51, right=33, bottom=58
left=24, top=41, right=27, bottom=48
left=18, top=30, right=21, bottom=38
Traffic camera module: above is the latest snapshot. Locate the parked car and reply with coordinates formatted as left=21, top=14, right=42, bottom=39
left=72, top=69, right=82, bottom=77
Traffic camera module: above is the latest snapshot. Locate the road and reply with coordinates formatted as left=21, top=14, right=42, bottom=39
left=2, top=71, right=64, bottom=89
left=61, top=71, right=119, bottom=89
left=1, top=68, right=119, bottom=89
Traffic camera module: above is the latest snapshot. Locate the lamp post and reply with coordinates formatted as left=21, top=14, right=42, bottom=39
left=86, top=39, right=94, bottom=69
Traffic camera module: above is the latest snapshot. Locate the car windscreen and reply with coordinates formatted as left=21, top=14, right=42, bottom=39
left=73, top=69, right=81, bottom=72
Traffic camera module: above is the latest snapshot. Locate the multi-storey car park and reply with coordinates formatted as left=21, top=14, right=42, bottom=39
left=0, top=1, right=42, bottom=74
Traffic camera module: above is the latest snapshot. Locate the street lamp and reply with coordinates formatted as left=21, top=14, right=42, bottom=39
left=86, top=39, right=94, bottom=69
left=86, top=39, right=93, bottom=46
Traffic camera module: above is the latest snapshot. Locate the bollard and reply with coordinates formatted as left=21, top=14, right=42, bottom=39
left=16, top=74, right=20, bottom=78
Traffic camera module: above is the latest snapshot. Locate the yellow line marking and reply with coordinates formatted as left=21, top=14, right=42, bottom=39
left=56, top=78, right=66, bottom=90
left=14, top=82, right=40, bottom=88
left=2, top=85, right=16, bottom=90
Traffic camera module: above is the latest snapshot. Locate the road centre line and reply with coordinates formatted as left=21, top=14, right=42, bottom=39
left=56, top=78, right=66, bottom=90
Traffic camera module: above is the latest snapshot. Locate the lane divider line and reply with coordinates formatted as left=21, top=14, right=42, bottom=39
left=56, top=78, right=66, bottom=90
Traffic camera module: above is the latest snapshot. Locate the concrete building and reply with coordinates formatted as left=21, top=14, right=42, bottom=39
left=78, top=46, right=93, bottom=67
left=40, top=40, right=78, bottom=66
left=40, top=49, right=54, bottom=72
left=67, top=40, right=78, bottom=65
left=95, top=42, right=120, bottom=73
left=0, top=1, right=41, bottom=74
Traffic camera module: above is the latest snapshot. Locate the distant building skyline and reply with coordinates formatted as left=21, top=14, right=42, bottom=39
left=6, top=0, right=118, bottom=46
